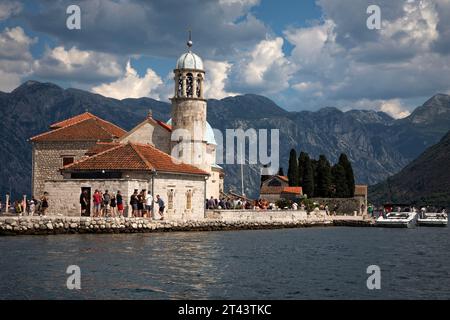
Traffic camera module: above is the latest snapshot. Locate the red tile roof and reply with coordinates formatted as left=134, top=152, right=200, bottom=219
left=281, top=187, right=303, bottom=195
left=155, top=119, right=172, bottom=132
left=63, top=142, right=209, bottom=176
left=260, top=186, right=303, bottom=195
left=30, top=113, right=126, bottom=142
left=50, top=112, right=95, bottom=129
left=85, top=142, right=121, bottom=156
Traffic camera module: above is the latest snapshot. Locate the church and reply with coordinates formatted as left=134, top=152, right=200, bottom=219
left=30, top=39, right=224, bottom=219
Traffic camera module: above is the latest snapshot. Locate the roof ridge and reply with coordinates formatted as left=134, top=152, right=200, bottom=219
left=62, top=143, right=125, bottom=170
left=49, top=112, right=95, bottom=128
left=128, top=143, right=155, bottom=171
left=30, top=116, right=98, bottom=141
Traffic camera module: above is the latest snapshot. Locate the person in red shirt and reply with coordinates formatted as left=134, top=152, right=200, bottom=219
left=93, top=190, right=102, bottom=217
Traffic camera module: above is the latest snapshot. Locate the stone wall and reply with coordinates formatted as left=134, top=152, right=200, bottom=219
left=206, top=209, right=308, bottom=223
left=32, top=141, right=97, bottom=197
left=310, top=197, right=364, bottom=215
left=119, top=121, right=171, bottom=154
left=43, top=179, right=149, bottom=216
left=0, top=215, right=373, bottom=236
left=152, top=173, right=206, bottom=221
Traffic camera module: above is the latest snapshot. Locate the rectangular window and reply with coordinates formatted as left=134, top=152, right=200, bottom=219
left=62, top=157, right=74, bottom=166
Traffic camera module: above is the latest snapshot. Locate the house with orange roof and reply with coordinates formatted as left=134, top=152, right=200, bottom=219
left=260, top=175, right=303, bottom=202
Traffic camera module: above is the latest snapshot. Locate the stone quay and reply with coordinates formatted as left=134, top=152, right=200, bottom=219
left=0, top=210, right=374, bottom=236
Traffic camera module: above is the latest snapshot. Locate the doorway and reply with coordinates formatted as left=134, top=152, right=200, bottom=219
left=81, top=187, right=91, bottom=216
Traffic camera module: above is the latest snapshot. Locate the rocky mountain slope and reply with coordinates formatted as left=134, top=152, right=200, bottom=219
left=370, top=130, right=450, bottom=208
left=1, top=81, right=450, bottom=199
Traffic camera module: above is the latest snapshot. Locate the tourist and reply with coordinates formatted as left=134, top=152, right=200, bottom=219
left=93, top=190, right=102, bottom=217
left=325, top=205, right=329, bottom=215
left=130, top=189, right=138, bottom=217
left=110, top=192, right=117, bottom=217
left=137, top=190, right=145, bottom=217
left=156, top=195, right=165, bottom=220
left=29, top=199, right=35, bottom=216
left=145, top=191, right=153, bottom=218
left=80, top=190, right=88, bottom=216
left=40, top=192, right=49, bottom=216
left=117, top=190, right=124, bottom=217
left=103, top=190, right=111, bottom=217
left=207, top=196, right=215, bottom=210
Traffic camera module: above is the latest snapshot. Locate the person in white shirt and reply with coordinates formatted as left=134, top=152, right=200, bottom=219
left=145, top=191, right=153, bottom=218
left=292, top=202, right=298, bottom=210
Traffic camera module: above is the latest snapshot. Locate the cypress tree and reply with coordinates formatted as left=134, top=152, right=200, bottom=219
left=339, top=153, right=355, bottom=197
left=297, top=152, right=308, bottom=185
left=316, top=155, right=332, bottom=197
left=302, top=155, right=314, bottom=198
left=287, top=149, right=299, bottom=186
left=332, top=163, right=348, bottom=197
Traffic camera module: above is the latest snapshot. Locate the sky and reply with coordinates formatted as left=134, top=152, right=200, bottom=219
left=1, top=0, right=450, bottom=118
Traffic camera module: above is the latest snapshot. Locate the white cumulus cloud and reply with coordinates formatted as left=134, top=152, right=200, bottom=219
left=204, top=60, right=238, bottom=99
left=92, top=60, right=163, bottom=100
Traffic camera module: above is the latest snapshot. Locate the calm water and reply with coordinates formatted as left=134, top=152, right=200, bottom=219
left=0, top=227, right=449, bottom=299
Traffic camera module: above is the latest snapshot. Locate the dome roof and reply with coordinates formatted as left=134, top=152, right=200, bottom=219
left=176, top=51, right=204, bottom=70
left=166, top=119, right=216, bottom=145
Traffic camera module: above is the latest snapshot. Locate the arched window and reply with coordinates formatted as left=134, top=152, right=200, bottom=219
left=186, top=189, right=192, bottom=210
left=177, top=75, right=183, bottom=97
left=167, top=189, right=174, bottom=209
left=186, top=73, right=194, bottom=97
left=196, top=74, right=202, bottom=98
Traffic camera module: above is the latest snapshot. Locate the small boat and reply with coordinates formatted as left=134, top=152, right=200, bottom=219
left=376, top=210, right=418, bottom=228
left=417, top=212, right=448, bottom=227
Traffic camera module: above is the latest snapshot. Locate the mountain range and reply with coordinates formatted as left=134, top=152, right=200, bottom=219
left=370, top=129, right=450, bottom=208
left=1, top=80, right=450, bottom=199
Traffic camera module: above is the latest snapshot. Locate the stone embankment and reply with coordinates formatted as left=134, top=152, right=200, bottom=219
left=0, top=214, right=374, bottom=236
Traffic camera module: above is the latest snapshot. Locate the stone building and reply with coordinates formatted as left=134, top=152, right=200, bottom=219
left=29, top=38, right=224, bottom=219
left=30, top=113, right=126, bottom=198
left=260, top=175, right=303, bottom=202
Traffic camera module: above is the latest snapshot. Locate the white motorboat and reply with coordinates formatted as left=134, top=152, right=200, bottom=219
left=376, top=211, right=418, bottom=228
left=417, top=212, right=448, bottom=227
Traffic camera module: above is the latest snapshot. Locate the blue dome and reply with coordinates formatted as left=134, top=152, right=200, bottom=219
left=176, top=51, right=204, bottom=70
left=167, top=119, right=216, bottom=145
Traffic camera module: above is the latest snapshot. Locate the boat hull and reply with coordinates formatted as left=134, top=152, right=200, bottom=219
left=376, top=212, right=418, bottom=228
left=417, top=219, right=448, bottom=227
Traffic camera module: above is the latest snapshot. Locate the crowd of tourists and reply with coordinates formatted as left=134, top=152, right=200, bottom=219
left=0, top=193, right=49, bottom=216
left=83, top=189, right=165, bottom=220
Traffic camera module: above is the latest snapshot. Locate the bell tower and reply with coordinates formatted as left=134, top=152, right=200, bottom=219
left=170, top=33, right=209, bottom=171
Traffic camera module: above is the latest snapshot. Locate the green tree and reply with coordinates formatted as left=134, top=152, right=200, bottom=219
left=332, top=163, right=348, bottom=197
left=316, top=155, right=332, bottom=197
left=297, top=152, right=309, bottom=185
left=339, top=153, right=355, bottom=197
left=302, top=155, right=314, bottom=198
left=287, top=149, right=299, bottom=186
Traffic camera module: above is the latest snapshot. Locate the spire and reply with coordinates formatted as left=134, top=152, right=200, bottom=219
left=187, top=29, right=193, bottom=51
left=147, top=109, right=153, bottom=119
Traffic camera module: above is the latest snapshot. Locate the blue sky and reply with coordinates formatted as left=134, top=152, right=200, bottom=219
left=1, top=0, right=450, bottom=117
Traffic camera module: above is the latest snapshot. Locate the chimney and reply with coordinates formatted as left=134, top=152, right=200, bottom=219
left=147, top=109, right=153, bottom=119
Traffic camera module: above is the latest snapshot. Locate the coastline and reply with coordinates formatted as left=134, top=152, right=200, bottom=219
left=0, top=213, right=374, bottom=236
